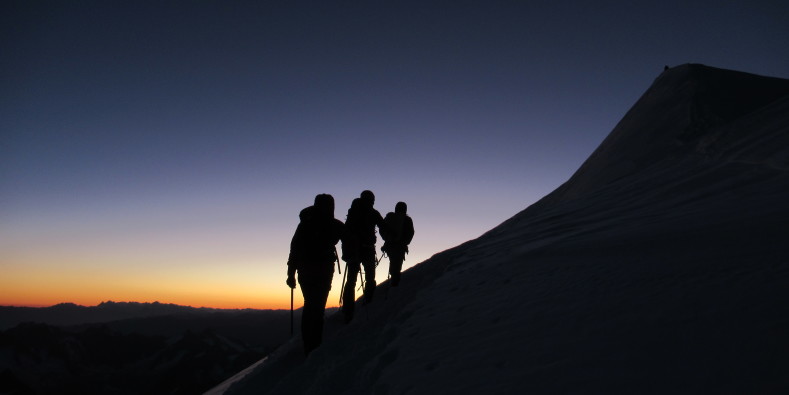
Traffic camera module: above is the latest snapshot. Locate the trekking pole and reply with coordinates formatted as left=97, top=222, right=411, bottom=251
left=374, top=252, right=382, bottom=268
left=290, top=287, right=294, bottom=336
left=339, top=262, right=348, bottom=305
left=334, top=247, right=341, bottom=274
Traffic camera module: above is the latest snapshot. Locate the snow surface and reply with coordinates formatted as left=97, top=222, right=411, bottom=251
left=208, top=64, right=789, bottom=394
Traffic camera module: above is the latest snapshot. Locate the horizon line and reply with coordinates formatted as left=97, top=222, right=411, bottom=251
left=0, top=301, right=291, bottom=311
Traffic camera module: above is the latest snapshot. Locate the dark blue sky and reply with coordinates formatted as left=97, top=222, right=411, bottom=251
left=2, top=0, right=787, bottom=308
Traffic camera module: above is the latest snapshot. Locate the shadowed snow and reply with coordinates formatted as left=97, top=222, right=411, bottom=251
left=210, top=64, right=789, bottom=395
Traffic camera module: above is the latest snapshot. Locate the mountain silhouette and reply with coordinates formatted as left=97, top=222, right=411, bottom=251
left=0, top=301, right=230, bottom=330
left=0, top=322, right=261, bottom=394
left=0, top=303, right=301, bottom=394
left=213, top=64, right=789, bottom=394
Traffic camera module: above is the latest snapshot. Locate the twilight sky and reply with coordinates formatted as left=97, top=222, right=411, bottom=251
left=2, top=1, right=787, bottom=309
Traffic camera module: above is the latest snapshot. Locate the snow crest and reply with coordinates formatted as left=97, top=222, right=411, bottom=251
left=211, top=64, right=789, bottom=394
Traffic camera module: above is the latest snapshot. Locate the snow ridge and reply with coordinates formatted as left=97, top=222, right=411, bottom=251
left=213, top=64, right=789, bottom=394
left=538, top=64, right=789, bottom=206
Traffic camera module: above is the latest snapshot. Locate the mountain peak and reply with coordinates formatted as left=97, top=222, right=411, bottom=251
left=670, top=63, right=789, bottom=125
left=539, top=64, right=789, bottom=205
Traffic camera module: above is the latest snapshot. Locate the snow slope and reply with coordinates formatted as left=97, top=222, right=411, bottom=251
left=210, top=64, right=789, bottom=394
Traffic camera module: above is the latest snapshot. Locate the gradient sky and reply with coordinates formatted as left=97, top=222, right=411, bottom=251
left=2, top=1, right=787, bottom=309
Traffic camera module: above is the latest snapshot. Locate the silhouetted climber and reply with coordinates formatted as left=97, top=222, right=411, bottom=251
left=286, top=193, right=344, bottom=355
left=381, top=201, right=414, bottom=287
left=340, top=198, right=363, bottom=322
left=340, top=190, right=385, bottom=322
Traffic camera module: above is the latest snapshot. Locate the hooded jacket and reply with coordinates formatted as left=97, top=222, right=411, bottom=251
left=287, top=204, right=344, bottom=275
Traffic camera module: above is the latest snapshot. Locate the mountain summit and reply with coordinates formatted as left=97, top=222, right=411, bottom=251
left=215, top=64, right=789, bottom=394
left=539, top=63, right=789, bottom=205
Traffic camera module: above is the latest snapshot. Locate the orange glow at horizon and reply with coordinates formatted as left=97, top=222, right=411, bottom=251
left=0, top=281, right=343, bottom=310
left=0, top=256, right=415, bottom=310
left=0, top=273, right=296, bottom=310
left=0, top=279, right=304, bottom=310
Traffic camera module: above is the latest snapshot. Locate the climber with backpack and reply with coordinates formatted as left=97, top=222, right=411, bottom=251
left=340, top=190, right=386, bottom=323
left=381, top=201, right=414, bottom=287
left=285, top=193, right=344, bottom=355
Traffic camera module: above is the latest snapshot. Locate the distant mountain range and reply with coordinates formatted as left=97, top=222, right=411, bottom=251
left=0, top=301, right=262, bottom=331
left=0, top=301, right=304, bottom=394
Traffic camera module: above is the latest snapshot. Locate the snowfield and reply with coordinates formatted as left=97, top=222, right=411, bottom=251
left=209, top=64, right=789, bottom=394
